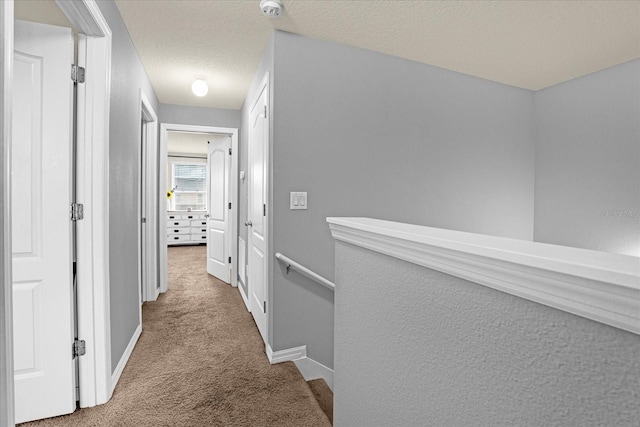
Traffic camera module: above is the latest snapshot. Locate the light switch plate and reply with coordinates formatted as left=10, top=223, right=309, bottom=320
left=290, top=192, right=307, bottom=210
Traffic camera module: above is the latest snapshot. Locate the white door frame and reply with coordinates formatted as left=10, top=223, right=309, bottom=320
left=159, top=123, right=239, bottom=291
left=59, top=0, right=113, bottom=408
left=0, top=1, right=114, bottom=422
left=139, top=91, right=159, bottom=303
left=0, top=2, right=15, bottom=425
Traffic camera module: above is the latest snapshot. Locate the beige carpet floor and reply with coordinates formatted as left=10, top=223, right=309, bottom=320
left=306, top=380, right=333, bottom=424
left=22, top=245, right=331, bottom=427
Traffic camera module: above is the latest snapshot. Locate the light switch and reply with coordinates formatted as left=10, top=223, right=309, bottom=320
left=290, top=192, right=307, bottom=210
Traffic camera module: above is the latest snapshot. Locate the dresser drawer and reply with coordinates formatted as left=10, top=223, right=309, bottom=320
left=183, top=213, right=204, bottom=220
left=166, top=213, right=184, bottom=220
left=167, top=219, right=190, bottom=227
left=168, top=234, right=190, bottom=243
left=190, top=234, right=207, bottom=242
left=190, top=219, right=207, bottom=227
left=191, top=227, right=207, bottom=235
left=167, top=227, right=190, bottom=235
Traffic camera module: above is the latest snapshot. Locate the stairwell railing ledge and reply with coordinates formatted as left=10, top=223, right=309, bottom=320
left=275, top=252, right=335, bottom=290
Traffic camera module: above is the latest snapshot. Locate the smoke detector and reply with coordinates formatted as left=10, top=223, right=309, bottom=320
left=260, top=0, right=283, bottom=18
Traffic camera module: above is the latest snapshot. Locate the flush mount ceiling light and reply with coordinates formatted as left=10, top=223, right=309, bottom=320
left=191, top=77, right=208, bottom=97
left=260, top=0, right=283, bottom=18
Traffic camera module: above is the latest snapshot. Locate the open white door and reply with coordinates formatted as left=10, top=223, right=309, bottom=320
left=206, top=136, right=231, bottom=283
left=12, top=20, right=76, bottom=423
left=247, top=77, right=269, bottom=343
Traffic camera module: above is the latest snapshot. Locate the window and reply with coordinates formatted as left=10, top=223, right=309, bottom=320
left=171, top=161, right=206, bottom=211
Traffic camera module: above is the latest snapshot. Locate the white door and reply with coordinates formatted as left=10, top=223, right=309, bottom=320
left=12, top=20, right=76, bottom=423
left=248, top=81, right=269, bottom=342
left=206, top=136, right=231, bottom=283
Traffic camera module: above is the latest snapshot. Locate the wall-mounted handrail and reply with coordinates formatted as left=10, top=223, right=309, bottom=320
left=275, top=252, right=335, bottom=291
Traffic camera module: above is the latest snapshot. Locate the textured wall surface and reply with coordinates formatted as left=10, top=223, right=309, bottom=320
left=333, top=241, right=640, bottom=427
left=534, top=59, right=640, bottom=256
left=96, top=0, right=160, bottom=372
left=269, top=30, right=535, bottom=368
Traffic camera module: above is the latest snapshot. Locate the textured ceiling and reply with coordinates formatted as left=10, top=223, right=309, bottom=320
left=106, top=1, right=640, bottom=109
left=114, top=0, right=640, bottom=110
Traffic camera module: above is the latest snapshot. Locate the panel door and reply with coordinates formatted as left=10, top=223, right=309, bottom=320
left=248, top=83, right=269, bottom=343
left=12, top=20, right=76, bottom=423
left=206, top=137, right=231, bottom=283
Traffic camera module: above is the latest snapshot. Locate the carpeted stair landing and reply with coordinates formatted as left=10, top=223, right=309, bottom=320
left=307, top=379, right=333, bottom=424
left=21, top=245, right=330, bottom=427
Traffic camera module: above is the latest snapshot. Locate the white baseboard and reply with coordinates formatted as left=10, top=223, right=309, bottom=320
left=265, top=344, right=334, bottom=391
left=110, top=323, right=141, bottom=391
left=238, top=237, right=246, bottom=285
left=238, top=280, right=250, bottom=311
left=266, top=343, right=307, bottom=364
left=294, top=357, right=334, bottom=391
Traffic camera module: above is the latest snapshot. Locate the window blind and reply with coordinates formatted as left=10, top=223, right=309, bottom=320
left=172, top=162, right=206, bottom=210
left=173, top=163, right=206, bottom=192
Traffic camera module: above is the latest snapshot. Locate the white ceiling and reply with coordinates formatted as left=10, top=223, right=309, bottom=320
left=19, top=1, right=640, bottom=111
left=15, top=0, right=75, bottom=30
left=114, top=0, right=640, bottom=110
left=167, top=132, right=227, bottom=156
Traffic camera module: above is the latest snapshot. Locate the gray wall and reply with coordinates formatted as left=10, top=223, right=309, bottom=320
left=158, top=103, right=239, bottom=129
left=269, top=31, right=536, bottom=368
left=239, top=34, right=274, bottom=309
left=96, top=0, right=160, bottom=372
left=334, top=241, right=640, bottom=426
left=534, top=59, right=640, bottom=256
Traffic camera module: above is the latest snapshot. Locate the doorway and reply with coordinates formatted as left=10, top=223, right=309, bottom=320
left=139, top=92, right=158, bottom=303
left=159, top=124, right=239, bottom=291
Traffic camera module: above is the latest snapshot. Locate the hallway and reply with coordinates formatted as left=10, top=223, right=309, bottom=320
left=22, top=245, right=330, bottom=426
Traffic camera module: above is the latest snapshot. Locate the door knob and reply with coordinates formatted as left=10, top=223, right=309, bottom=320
left=244, top=220, right=253, bottom=227
left=204, top=213, right=210, bottom=218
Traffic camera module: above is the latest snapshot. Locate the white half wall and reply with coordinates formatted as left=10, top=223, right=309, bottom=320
left=333, top=239, right=640, bottom=426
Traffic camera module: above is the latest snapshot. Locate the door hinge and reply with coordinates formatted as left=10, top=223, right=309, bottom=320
left=71, top=203, right=84, bottom=221
left=264, top=105, right=267, bottom=118
left=263, top=301, right=266, bottom=313
left=263, top=204, right=266, bottom=216
left=71, top=65, right=85, bottom=83
left=228, top=256, right=232, bottom=264
left=228, top=202, right=232, bottom=209
left=73, top=339, right=86, bottom=358
left=141, top=217, right=147, bottom=223
left=229, top=148, right=232, bottom=155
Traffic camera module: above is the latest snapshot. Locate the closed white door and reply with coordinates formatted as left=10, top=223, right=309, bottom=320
left=206, top=136, right=231, bottom=283
left=248, top=81, right=269, bottom=342
left=12, top=20, right=76, bottom=423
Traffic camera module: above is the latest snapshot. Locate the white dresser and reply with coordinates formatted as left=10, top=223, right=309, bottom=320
left=167, top=211, right=207, bottom=245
